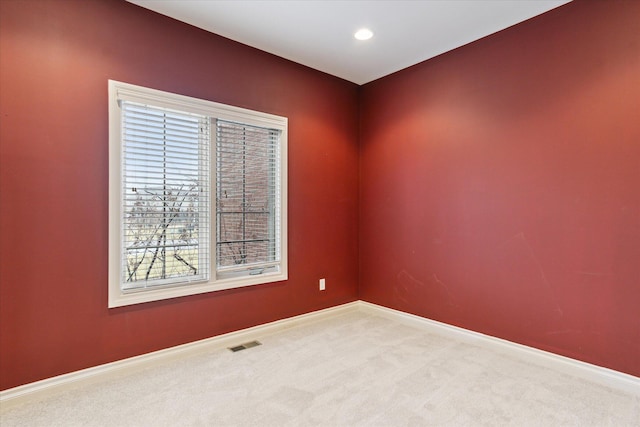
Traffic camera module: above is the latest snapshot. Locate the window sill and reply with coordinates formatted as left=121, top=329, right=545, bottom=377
left=108, top=271, right=288, bottom=308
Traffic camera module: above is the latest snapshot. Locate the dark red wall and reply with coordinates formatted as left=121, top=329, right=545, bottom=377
left=0, top=0, right=359, bottom=390
left=360, top=0, right=640, bottom=376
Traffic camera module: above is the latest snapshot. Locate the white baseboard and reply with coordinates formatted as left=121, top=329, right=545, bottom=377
left=2, top=299, right=638, bottom=408
left=357, top=301, right=640, bottom=396
left=0, top=301, right=359, bottom=408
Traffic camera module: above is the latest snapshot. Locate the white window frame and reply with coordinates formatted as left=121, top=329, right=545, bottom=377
left=109, top=80, right=287, bottom=308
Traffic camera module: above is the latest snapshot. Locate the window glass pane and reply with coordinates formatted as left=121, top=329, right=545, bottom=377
left=216, top=120, right=279, bottom=272
left=122, top=102, right=210, bottom=289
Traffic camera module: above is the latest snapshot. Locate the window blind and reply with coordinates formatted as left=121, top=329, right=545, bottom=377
left=215, top=119, right=280, bottom=276
left=121, top=101, right=210, bottom=289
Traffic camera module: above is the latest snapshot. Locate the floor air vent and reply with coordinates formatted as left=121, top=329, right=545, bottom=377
left=228, top=340, right=262, bottom=352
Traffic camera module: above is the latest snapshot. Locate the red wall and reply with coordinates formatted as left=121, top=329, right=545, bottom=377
left=360, top=0, right=640, bottom=376
left=0, top=0, right=359, bottom=390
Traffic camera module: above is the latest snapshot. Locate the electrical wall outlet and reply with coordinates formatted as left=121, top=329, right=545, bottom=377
left=319, top=278, right=326, bottom=291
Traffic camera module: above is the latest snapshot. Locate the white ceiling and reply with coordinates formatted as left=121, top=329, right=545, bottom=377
left=126, top=0, right=571, bottom=85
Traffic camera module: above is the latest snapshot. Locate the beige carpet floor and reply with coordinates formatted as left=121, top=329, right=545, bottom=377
left=1, top=309, right=638, bottom=426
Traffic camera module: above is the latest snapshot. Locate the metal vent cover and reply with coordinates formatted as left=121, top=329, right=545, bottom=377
left=228, top=340, right=262, bottom=352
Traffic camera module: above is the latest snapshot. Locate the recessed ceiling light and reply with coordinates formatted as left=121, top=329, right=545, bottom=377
left=354, top=28, right=374, bottom=41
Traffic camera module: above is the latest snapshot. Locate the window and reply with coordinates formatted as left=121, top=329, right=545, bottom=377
left=109, top=81, right=287, bottom=307
left=215, top=121, right=281, bottom=279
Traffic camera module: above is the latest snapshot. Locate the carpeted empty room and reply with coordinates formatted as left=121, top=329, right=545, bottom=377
left=2, top=0, right=639, bottom=425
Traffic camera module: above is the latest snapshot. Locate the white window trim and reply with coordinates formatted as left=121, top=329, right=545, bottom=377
left=109, top=80, right=288, bottom=308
